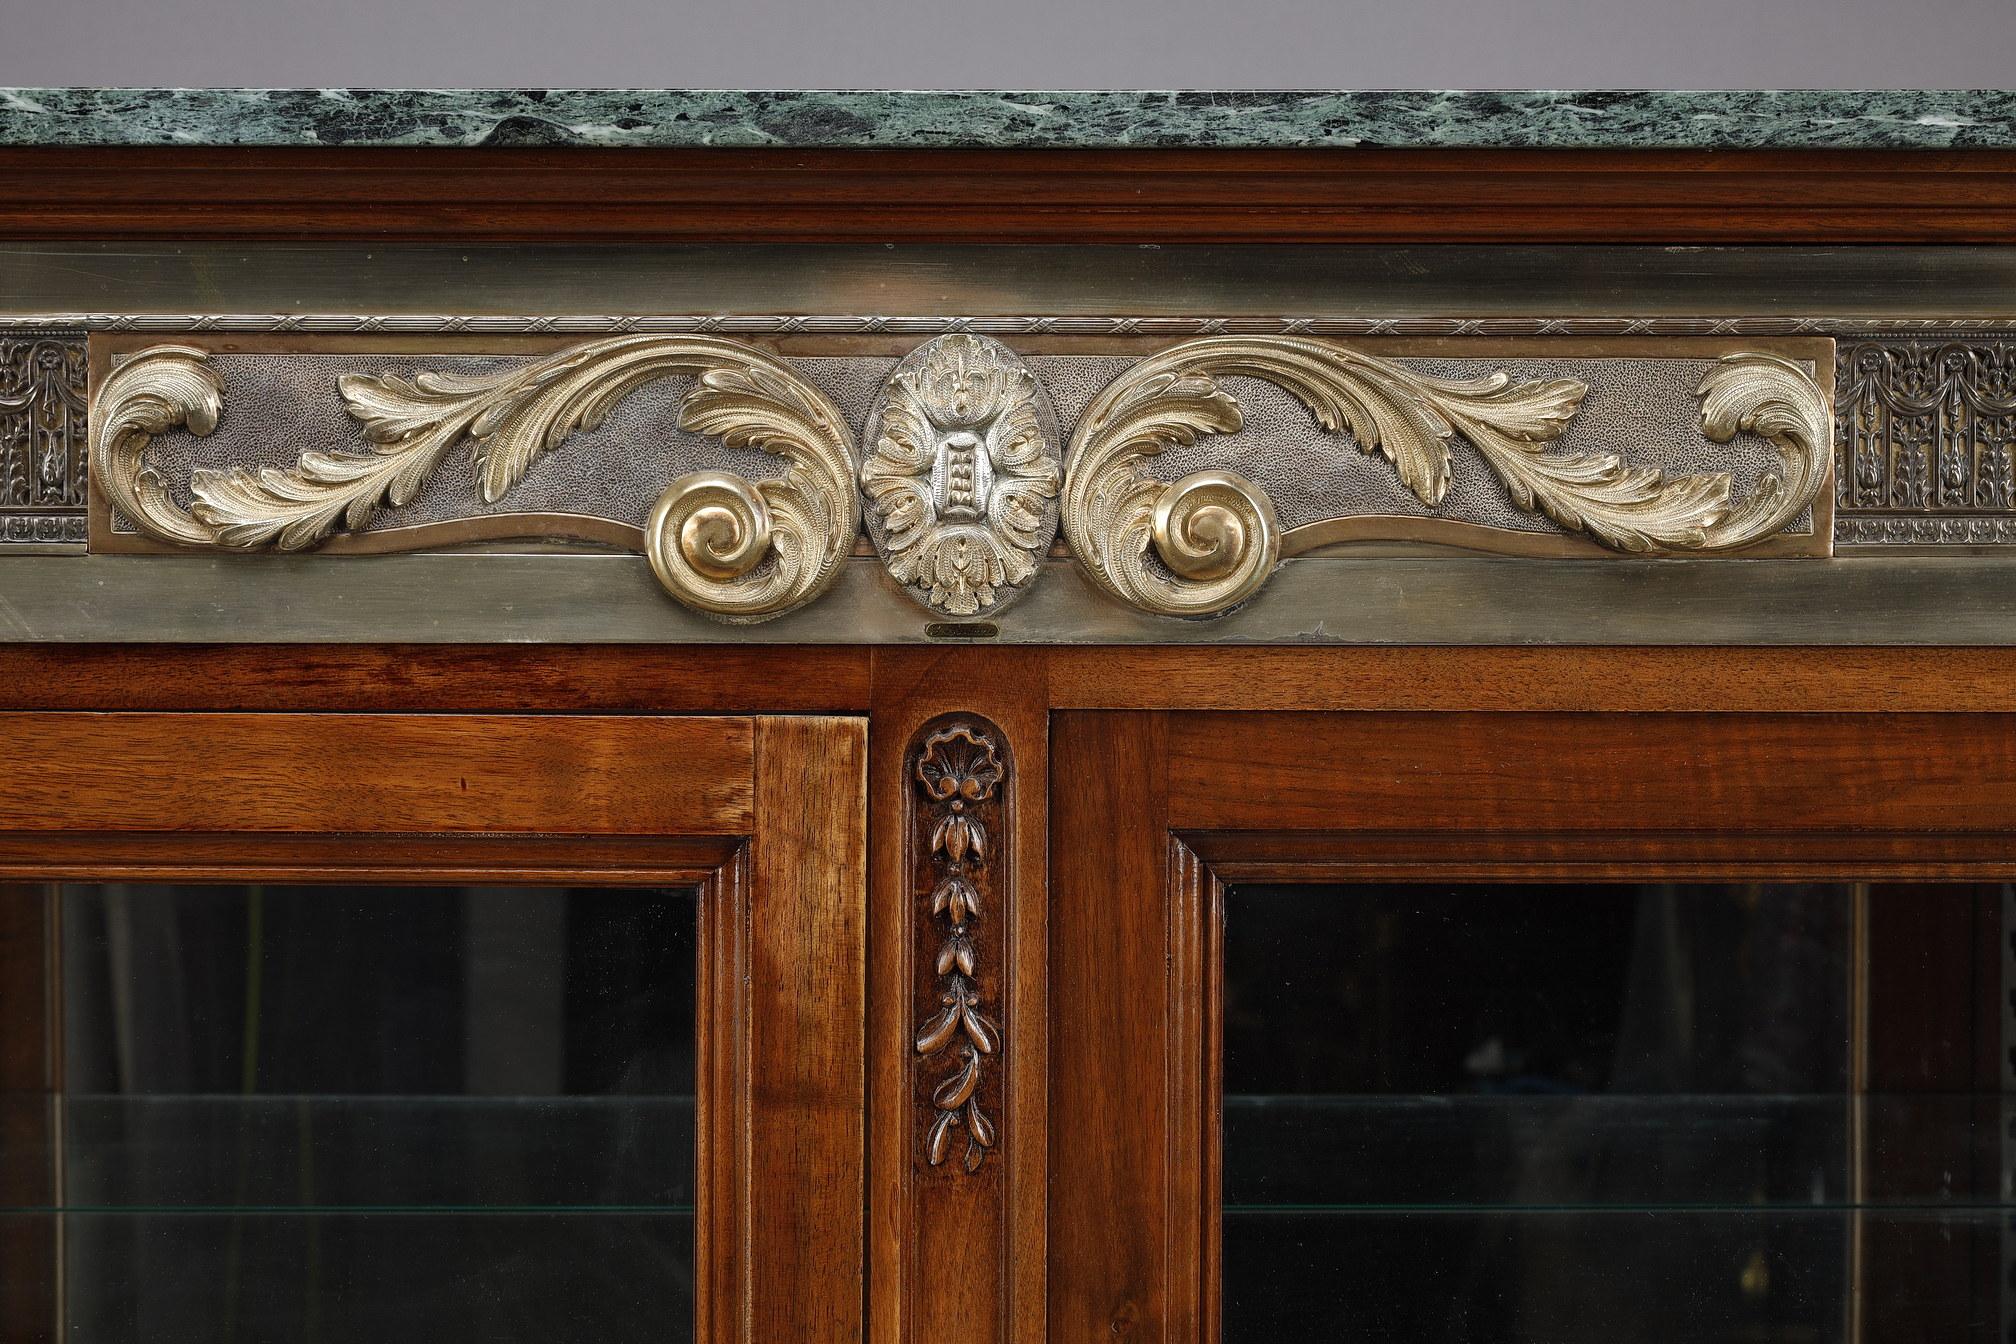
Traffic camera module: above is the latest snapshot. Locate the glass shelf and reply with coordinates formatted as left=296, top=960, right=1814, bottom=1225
left=1225, top=1092, right=2002, bottom=1207
left=5, top=1210, right=696, bottom=1343
left=48, top=1094, right=697, bottom=1211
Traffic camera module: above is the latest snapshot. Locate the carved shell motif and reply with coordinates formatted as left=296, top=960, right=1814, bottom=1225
left=861, top=335, right=1062, bottom=617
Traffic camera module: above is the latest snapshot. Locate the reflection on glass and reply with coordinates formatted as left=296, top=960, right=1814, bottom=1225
left=57, top=883, right=697, bottom=1344
left=1223, top=882, right=1857, bottom=1343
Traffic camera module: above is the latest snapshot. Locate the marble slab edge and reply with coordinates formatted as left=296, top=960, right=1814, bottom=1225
left=0, top=89, right=2013, bottom=150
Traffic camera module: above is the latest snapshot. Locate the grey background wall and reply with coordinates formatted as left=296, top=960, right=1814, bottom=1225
left=1, top=0, right=2012, bottom=89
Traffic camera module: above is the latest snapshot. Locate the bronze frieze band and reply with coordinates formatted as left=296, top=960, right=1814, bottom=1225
left=82, top=331, right=1834, bottom=622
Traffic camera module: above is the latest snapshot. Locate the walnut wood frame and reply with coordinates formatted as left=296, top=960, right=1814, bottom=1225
left=0, top=710, right=867, bottom=1344
left=1050, top=707, right=2016, bottom=1342
left=10, top=147, right=2016, bottom=244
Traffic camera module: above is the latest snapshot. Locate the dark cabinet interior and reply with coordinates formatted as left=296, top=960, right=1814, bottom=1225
left=1220, top=881, right=2005, bottom=1343
left=56, top=883, right=699, bottom=1343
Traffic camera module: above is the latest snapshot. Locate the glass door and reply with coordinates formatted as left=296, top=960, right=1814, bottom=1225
left=1047, top=708, right=2016, bottom=1344
left=0, top=711, right=868, bottom=1344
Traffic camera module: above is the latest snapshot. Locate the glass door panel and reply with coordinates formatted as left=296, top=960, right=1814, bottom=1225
left=37, top=882, right=698, bottom=1343
left=1221, top=881, right=2004, bottom=1344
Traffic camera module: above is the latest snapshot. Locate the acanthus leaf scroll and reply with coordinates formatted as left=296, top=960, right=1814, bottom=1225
left=94, top=337, right=861, bottom=624
left=1059, top=337, right=1833, bottom=619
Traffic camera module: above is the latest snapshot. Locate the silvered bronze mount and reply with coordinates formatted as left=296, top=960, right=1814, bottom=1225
left=861, top=334, right=1062, bottom=617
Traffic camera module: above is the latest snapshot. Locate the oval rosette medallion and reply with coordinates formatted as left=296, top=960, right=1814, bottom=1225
left=860, top=334, right=1063, bottom=617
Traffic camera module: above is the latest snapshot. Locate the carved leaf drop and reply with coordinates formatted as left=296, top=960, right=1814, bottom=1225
left=912, top=721, right=1006, bottom=1174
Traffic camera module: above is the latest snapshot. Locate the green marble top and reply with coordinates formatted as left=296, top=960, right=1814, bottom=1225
left=0, top=89, right=2010, bottom=150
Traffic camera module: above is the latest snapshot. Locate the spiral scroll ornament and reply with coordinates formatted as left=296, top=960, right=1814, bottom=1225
left=89, top=345, right=227, bottom=550
left=1691, top=352, right=1834, bottom=553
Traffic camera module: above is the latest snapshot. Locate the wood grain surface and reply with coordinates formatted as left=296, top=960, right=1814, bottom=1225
left=8, top=147, right=2016, bottom=243
left=0, top=712, right=754, bottom=834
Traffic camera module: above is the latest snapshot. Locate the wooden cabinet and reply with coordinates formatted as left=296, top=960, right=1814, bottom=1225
left=7, top=99, right=2016, bottom=1341
left=3, top=654, right=2013, bottom=1342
